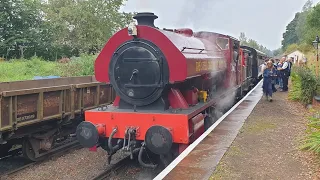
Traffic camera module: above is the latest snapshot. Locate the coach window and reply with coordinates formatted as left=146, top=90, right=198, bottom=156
left=216, top=37, right=229, bottom=50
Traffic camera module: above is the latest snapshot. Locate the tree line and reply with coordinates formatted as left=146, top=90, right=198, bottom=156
left=0, top=0, right=134, bottom=60
left=0, top=0, right=276, bottom=61
left=239, top=32, right=273, bottom=56
left=281, top=0, right=319, bottom=53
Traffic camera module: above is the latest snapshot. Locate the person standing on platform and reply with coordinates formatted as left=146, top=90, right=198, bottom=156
left=263, top=61, right=277, bottom=101
left=270, top=58, right=277, bottom=92
left=277, top=57, right=289, bottom=92
left=276, top=59, right=283, bottom=89
left=260, top=59, right=268, bottom=76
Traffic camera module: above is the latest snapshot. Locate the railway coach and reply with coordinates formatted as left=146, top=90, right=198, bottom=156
left=240, top=45, right=268, bottom=82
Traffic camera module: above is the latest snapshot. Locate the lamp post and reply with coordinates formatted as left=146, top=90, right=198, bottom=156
left=312, top=35, right=319, bottom=77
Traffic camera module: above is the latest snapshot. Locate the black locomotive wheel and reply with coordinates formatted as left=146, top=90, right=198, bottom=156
left=22, top=139, right=44, bottom=162
left=204, top=107, right=216, bottom=131
left=159, top=152, right=173, bottom=168
left=158, top=144, right=179, bottom=168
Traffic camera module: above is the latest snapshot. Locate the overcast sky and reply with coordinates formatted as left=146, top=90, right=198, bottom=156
left=121, top=0, right=320, bottom=50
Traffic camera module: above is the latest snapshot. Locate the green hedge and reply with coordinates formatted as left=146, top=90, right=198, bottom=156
left=290, top=66, right=320, bottom=154
left=288, top=66, right=319, bottom=105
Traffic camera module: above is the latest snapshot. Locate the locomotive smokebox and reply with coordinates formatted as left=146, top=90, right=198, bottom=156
left=133, top=12, right=158, bottom=27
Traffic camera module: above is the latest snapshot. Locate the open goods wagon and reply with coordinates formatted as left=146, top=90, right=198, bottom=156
left=0, top=76, right=115, bottom=161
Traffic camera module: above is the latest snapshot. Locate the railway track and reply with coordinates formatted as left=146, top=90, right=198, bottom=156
left=0, top=139, right=81, bottom=178
left=92, top=155, right=133, bottom=180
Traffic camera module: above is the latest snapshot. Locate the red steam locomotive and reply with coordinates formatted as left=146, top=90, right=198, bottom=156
left=76, top=12, right=266, bottom=168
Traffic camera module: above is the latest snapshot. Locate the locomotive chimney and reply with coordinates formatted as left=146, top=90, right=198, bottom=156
left=133, top=12, right=158, bottom=27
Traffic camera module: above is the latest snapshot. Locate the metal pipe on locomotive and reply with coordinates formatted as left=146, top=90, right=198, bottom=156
left=76, top=12, right=265, bottom=168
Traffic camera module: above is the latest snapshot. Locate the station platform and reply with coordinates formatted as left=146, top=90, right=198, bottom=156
left=154, top=82, right=263, bottom=180
left=155, top=79, right=320, bottom=180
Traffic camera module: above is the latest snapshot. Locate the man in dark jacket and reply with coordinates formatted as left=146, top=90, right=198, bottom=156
left=277, top=57, right=289, bottom=92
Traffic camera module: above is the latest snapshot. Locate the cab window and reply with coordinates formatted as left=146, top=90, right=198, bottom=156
left=216, top=37, right=229, bottom=50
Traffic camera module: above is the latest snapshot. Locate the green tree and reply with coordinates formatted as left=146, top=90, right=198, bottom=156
left=238, top=32, right=273, bottom=56
left=272, top=48, right=283, bottom=56
left=0, top=0, right=44, bottom=59
left=296, top=0, right=313, bottom=43
left=239, top=32, right=247, bottom=45
left=303, top=3, right=320, bottom=44
left=302, top=0, right=313, bottom=11
left=43, top=0, right=133, bottom=55
left=281, top=13, right=300, bottom=50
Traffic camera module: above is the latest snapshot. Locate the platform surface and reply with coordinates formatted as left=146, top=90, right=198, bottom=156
left=158, top=82, right=263, bottom=180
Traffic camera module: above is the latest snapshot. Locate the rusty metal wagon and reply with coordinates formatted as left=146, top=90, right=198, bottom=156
left=0, top=76, right=115, bottom=161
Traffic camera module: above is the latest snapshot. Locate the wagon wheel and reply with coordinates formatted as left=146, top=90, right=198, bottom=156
left=22, top=139, right=45, bottom=162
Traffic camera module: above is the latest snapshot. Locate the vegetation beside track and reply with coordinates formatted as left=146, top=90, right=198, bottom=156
left=288, top=66, right=320, bottom=156
left=280, top=0, right=320, bottom=157
left=0, top=54, right=96, bottom=82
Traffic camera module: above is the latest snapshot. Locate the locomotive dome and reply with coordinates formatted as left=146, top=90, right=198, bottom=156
left=108, top=12, right=169, bottom=107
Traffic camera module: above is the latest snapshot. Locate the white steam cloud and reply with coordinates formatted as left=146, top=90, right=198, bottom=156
left=175, top=0, right=221, bottom=31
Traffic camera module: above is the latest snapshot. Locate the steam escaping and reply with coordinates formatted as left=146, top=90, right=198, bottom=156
left=213, top=78, right=237, bottom=120
left=176, top=0, right=221, bottom=31
left=136, top=0, right=150, bottom=12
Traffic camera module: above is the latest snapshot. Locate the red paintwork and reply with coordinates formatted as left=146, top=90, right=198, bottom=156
left=168, top=88, right=189, bottom=109
left=239, top=48, right=245, bottom=84
left=95, top=25, right=229, bottom=84
left=180, top=113, right=204, bottom=152
left=89, top=146, right=97, bottom=152
left=95, top=26, right=187, bottom=83
left=189, top=114, right=205, bottom=142
left=85, top=110, right=190, bottom=144
left=183, top=88, right=199, bottom=106
left=96, top=124, right=106, bottom=135
left=239, top=48, right=250, bottom=84
left=113, top=96, right=120, bottom=107
left=174, top=28, right=194, bottom=37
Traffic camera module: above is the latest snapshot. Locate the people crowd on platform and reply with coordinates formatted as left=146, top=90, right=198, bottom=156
left=261, top=56, right=292, bottom=102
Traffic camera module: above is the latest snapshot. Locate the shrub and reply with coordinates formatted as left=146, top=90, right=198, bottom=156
left=289, top=66, right=318, bottom=105
left=0, top=54, right=96, bottom=82
left=301, top=113, right=320, bottom=154
left=288, top=68, right=302, bottom=101
left=58, top=54, right=96, bottom=77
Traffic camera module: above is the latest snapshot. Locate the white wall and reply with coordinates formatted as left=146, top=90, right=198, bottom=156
left=287, top=51, right=305, bottom=64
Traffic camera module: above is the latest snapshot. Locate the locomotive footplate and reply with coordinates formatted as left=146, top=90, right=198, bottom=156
left=81, top=86, right=237, bottom=143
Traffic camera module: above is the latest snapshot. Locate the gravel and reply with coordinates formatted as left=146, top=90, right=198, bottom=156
left=5, top=148, right=126, bottom=180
